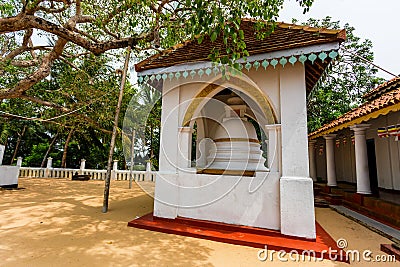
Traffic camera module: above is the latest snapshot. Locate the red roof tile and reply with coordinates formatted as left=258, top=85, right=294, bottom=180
left=136, top=19, right=345, bottom=73
left=363, top=77, right=400, bottom=101
left=309, top=78, right=400, bottom=139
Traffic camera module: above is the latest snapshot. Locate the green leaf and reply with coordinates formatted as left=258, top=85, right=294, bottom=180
left=197, top=35, right=204, bottom=44
left=211, top=31, right=218, bottom=42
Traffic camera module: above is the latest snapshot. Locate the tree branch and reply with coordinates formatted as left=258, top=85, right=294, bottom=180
left=0, top=36, right=68, bottom=99
left=20, top=94, right=70, bottom=112
left=11, top=59, right=40, bottom=67
left=0, top=14, right=149, bottom=55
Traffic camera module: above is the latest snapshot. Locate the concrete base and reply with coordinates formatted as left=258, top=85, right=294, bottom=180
left=0, top=166, right=20, bottom=188
left=153, top=172, right=179, bottom=219
left=154, top=173, right=317, bottom=238
left=154, top=171, right=281, bottom=230
left=280, top=177, right=316, bottom=239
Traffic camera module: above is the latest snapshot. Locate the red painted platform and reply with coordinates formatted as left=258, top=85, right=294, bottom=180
left=128, top=213, right=348, bottom=263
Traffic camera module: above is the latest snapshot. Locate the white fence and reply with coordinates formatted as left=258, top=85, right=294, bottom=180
left=19, top=167, right=155, bottom=181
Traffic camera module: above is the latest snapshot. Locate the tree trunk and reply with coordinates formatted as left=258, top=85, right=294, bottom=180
left=10, top=125, right=26, bottom=164
left=150, top=123, right=154, bottom=159
left=41, top=132, right=59, bottom=168
left=61, top=128, right=74, bottom=168
left=103, top=46, right=131, bottom=213
left=129, top=129, right=135, bottom=189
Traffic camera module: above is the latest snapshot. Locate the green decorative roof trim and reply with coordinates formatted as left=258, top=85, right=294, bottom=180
left=137, top=50, right=339, bottom=84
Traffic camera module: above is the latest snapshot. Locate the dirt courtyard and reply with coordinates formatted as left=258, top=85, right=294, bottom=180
left=0, top=178, right=396, bottom=266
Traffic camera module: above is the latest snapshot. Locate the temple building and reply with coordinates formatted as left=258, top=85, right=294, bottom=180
left=309, top=77, right=400, bottom=227
left=135, top=19, right=346, bottom=239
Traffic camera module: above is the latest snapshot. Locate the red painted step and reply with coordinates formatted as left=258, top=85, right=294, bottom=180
left=128, top=213, right=348, bottom=263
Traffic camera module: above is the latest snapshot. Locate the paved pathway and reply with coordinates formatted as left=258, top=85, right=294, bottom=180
left=331, top=205, right=400, bottom=243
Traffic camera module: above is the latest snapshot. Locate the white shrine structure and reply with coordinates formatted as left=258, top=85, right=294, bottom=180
left=135, top=20, right=346, bottom=239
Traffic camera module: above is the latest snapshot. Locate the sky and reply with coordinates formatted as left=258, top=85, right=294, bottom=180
left=278, top=0, right=399, bottom=80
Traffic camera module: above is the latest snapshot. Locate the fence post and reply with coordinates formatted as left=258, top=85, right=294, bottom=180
left=0, top=145, right=4, bottom=166
left=79, top=159, right=86, bottom=174
left=45, top=157, right=53, bottom=178
left=16, top=157, right=23, bottom=167
left=112, top=160, right=118, bottom=180
left=145, top=161, right=152, bottom=181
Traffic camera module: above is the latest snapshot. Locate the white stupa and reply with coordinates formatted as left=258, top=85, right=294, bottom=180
left=206, top=95, right=267, bottom=174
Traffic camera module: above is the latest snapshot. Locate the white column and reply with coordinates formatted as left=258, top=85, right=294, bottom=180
left=79, top=159, right=86, bottom=174
left=145, top=161, right=152, bottom=181
left=0, top=145, right=5, bottom=165
left=112, top=159, right=118, bottom=180
left=46, top=157, right=53, bottom=168
left=16, top=157, right=23, bottom=167
left=196, top=138, right=208, bottom=168
left=350, top=124, right=372, bottom=194
left=45, top=157, right=52, bottom=178
left=308, top=140, right=317, bottom=181
left=324, top=134, right=337, bottom=186
left=279, top=66, right=309, bottom=178
left=265, top=124, right=281, bottom=172
left=195, top=119, right=207, bottom=168
left=279, top=64, right=315, bottom=239
left=158, top=84, right=180, bottom=172
left=177, top=127, right=192, bottom=171
left=80, top=159, right=86, bottom=170
left=154, top=83, right=181, bottom=220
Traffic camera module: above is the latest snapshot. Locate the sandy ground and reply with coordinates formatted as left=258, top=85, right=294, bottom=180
left=0, top=178, right=398, bottom=267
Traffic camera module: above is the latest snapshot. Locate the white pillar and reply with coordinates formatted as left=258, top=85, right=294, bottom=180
left=196, top=138, right=208, bottom=168
left=154, top=84, right=180, bottom=220
left=324, top=134, right=337, bottom=186
left=308, top=140, right=317, bottom=181
left=45, top=157, right=52, bottom=178
left=0, top=145, right=5, bottom=165
left=112, top=159, right=118, bottom=180
left=46, top=157, right=53, bottom=168
left=279, top=64, right=315, bottom=239
left=146, top=161, right=151, bottom=172
left=16, top=157, right=23, bottom=167
left=177, top=127, right=192, bottom=171
left=265, top=124, right=281, bottom=172
left=158, top=84, right=180, bottom=172
left=279, top=67, right=309, bottom=177
left=79, top=159, right=86, bottom=174
left=80, top=159, right=86, bottom=170
left=145, top=161, right=152, bottom=181
left=350, top=124, right=372, bottom=194
left=195, top=119, right=207, bottom=168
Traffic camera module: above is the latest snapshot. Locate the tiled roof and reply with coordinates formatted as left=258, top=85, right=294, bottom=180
left=135, top=19, right=345, bottom=91
left=309, top=77, right=400, bottom=139
left=363, top=77, right=400, bottom=101
left=136, top=19, right=345, bottom=72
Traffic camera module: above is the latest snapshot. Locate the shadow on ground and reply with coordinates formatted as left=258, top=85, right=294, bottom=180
left=0, top=178, right=213, bottom=267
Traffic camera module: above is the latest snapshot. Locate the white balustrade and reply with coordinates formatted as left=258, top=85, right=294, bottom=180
left=19, top=166, right=155, bottom=182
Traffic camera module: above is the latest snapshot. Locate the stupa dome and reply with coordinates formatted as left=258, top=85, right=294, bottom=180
left=214, top=117, right=258, bottom=141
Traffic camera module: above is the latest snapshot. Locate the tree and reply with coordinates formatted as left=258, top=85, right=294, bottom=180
left=0, top=53, right=132, bottom=168
left=103, top=46, right=131, bottom=213
left=1, top=0, right=314, bottom=105
left=303, top=17, right=386, bottom=132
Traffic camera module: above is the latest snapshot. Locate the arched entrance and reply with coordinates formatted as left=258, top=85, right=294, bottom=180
left=185, top=88, right=270, bottom=176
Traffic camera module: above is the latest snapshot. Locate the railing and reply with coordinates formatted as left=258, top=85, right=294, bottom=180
left=19, top=167, right=155, bottom=182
